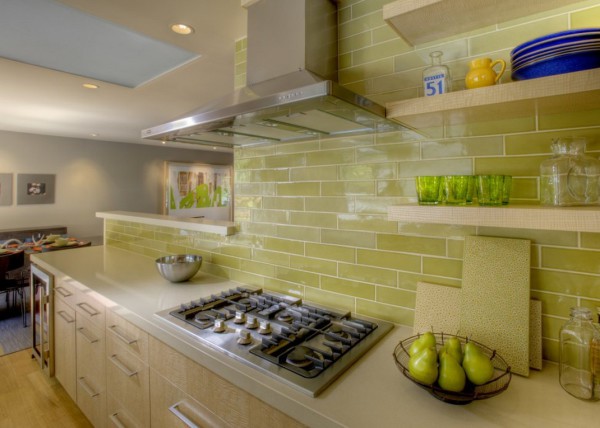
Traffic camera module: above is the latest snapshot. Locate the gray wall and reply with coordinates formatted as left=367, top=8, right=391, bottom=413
left=0, top=130, right=232, bottom=238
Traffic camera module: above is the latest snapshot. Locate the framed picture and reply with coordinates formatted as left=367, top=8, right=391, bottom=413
left=17, top=173, right=56, bottom=205
left=164, top=162, right=233, bottom=221
left=0, top=173, right=13, bottom=206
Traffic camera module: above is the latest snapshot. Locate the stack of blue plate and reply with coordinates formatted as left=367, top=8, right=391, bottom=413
left=511, top=28, right=600, bottom=81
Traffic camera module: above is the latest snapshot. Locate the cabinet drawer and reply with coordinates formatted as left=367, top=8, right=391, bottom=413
left=77, top=314, right=106, bottom=427
left=107, top=394, right=142, bottom=428
left=78, top=376, right=107, bottom=428
left=54, top=296, right=77, bottom=401
left=107, top=311, right=149, bottom=363
left=150, top=369, right=230, bottom=428
left=106, top=337, right=150, bottom=428
left=56, top=277, right=106, bottom=327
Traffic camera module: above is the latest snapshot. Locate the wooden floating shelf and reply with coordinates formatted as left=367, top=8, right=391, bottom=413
left=386, top=69, right=600, bottom=130
left=388, top=204, right=600, bottom=232
left=383, top=0, right=584, bottom=46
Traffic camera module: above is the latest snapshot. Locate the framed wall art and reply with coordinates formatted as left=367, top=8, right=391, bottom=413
left=164, top=162, right=233, bottom=221
left=16, top=173, right=56, bottom=205
left=0, top=173, right=13, bottom=206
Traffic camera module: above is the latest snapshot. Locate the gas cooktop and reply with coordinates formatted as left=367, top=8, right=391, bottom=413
left=155, top=287, right=393, bottom=396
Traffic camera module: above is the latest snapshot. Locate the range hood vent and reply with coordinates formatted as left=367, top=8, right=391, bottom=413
left=142, top=0, right=405, bottom=147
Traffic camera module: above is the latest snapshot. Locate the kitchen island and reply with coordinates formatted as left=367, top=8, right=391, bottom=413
left=31, top=246, right=597, bottom=427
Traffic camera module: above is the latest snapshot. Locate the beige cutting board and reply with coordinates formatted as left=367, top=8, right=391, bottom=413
left=413, top=281, right=542, bottom=371
left=460, top=236, right=531, bottom=376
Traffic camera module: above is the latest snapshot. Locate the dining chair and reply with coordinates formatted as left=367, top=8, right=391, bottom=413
left=0, top=250, right=28, bottom=327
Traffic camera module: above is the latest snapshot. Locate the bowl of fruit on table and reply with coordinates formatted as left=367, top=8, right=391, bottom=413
left=393, top=332, right=511, bottom=404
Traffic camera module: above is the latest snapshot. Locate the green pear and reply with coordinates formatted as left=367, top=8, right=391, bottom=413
left=462, top=342, right=495, bottom=385
left=444, top=336, right=463, bottom=364
left=408, top=347, right=438, bottom=385
left=438, top=351, right=466, bottom=392
left=409, top=331, right=437, bottom=357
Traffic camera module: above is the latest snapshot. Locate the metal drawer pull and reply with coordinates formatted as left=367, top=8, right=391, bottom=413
left=109, top=325, right=137, bottom=345
left=77, top=302, right=100, bottom=317
left=57, top=310, right=75, bottom=324
left=169, top=400, right=226, bottom=428
left=109, top=412, right=127, bottom=428
left=55, top=286, right=73, bottom=297
left=109, top=354, right=138, bottom=377
left=78, top=377, right=99, bottom=398
left=77, top=327, right=99, bottom=344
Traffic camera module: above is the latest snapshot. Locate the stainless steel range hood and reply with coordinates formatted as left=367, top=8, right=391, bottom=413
left=142, top=0, right=405, bottom=147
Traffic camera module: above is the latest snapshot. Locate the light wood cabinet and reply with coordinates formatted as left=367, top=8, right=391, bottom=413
left=149, top=337, right=305, bottom=428
left=76, top=313, right=106, bottom=428
left=150, top=369, right=230, bottom=428
left=105, top=313, right=150, bottom=428
left=54, top=290, right=77, bottom=401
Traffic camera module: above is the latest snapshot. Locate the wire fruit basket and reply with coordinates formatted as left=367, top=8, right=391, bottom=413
left=393, top=332, right=512, bottom=404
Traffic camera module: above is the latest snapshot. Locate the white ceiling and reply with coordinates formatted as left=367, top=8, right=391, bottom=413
left=0, top=0, right=247, bottom=151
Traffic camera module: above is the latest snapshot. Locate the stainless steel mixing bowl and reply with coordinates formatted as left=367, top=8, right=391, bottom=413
left=155, top=254, right=202, bottom=282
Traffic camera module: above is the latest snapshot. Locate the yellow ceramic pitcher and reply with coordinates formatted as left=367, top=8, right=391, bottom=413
left=465, top=57, right=506, bottom=89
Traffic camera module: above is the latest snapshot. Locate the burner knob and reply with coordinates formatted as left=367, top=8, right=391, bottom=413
left=258, top=320, right=272, bottom=335
left=237, top=329, right=252, bottom=345
left=213, top=319, right=226, bottom=333
left=245, top=316, right=258, bottom=329
left=234, top=311, right=246, bottom=324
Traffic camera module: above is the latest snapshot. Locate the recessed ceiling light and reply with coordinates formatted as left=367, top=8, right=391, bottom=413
left=83, top=83, right=99, bottom=89
left=90, top=133, right=99, bottom=137
left=171, top=23, right=194, bottom=35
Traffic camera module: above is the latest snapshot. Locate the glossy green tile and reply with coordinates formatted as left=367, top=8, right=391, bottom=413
left=239, top=259, right=276, bottom=277
left=531, top=268, right=600, bottom=299
left=377, top=286, right=416, bottom=308
left=210, top=253, right=241, bottom=270
left=235, top=157, right=265, bottom=170
left=306, top=243, right=355, bottom=263
left=229, top=270, right=264, bottom=288
left=339, top=31, right=372, bottom=55
left=321, top=229, right=376, bottom=249
left=357, top=248, right=421, bottom=272
left=290, top=212, right=338, bottom=229
left=377, top=234, right=446, bottom=256
left=470, top=15, right=567, bottom=55
left=276, top=225, right=320, bottom=242
left=447, top=116, right=536, bottom=137
left=356, top=299, right=414, bottom=325
left=543, top=337, right=559, bottom=363
left=338, top=214, right=397, bottom=233
left=239, top=221, right=277, bottom=237
left=421, top=136, right=504, bottom=159
left=290, top=166, right=338, bottom=181
left=276, top=182, right=320, bottom=196
left=377, top=179, right=414, bottom=197
left=290, top=256, right=337, bottom=276
left=580, top=298, right=600, bottom=316
left=355, top=196, right=409, bottom=214
left=542, top=315, right=565, bottom=343
left=264, top=153, right=306, bottom=168
left=398, top=158, right=473, bottom=177
left=252, top=209, right=289, bottom=225
left=339, top=263, right=396, bottom=287
left=264, top=237, right=304, bottom=255
left=235, top=143, right=276, bottom=159
left=305, top=197, right=354, bottom=213
left=203, top=262, right=233, bottom=280
left=398, top=223, right=475, bottom=238
left=509, top=178, right=539, bottom=200
left=322, top=181, right=376, bottom=196
left=275, top=140, right=320, bottom=155
left=531, top=290, right=577, bottom=318
left=339, top=52, right=352, bottom=69
left=571, top=4, right=600, bottom=27
left=350, top=0, right=389, bottom=17
left=339, top=163, right=396, bottom=180
left=505, top=128, right=600, bottom=155
left=542, top=247, right=600, bottom=275
left=236, top=196, right=262, bottom=208
left=474, top=155, right=547, bottom=176
left=353, top=39, right=408, bottom=66
left=262, top=196, right=304, bottom=211
left=530, top=245, right=540, bottom=268
left=356, top=142, right=420, bottom=165
left=422, top=257, right=462, bottom=279
left=582, top=232, right=600, bottom=250
left=447, top=238, right=464, bottom=259
left=338, top=9, right=385, bottom=37
left=321, top=134, right=375, bottom=150
left=538, top=108, right=600, bottom=130
left=372, top=24, right=405, bottom=45
left=306, top=148, right=355, bottom=166
left=263, top=278, right=304, bottom=297
left=321, top=276, right=375, bottom=299
left=339, top=59, right=394, bottom=85
left=253, top=249, right=290, bottom=267
left=476, top=228, right=577, bottom=247
left=276, top=267, right=319, bottom=287
left=304, top=288, right=356, bottom=312
left=372, top=68, right=423, bottom=94
left=235, top=182, right=276, bottom=196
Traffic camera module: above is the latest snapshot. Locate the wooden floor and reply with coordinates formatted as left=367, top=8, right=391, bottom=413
left=0, top=349, right=92, bottom=428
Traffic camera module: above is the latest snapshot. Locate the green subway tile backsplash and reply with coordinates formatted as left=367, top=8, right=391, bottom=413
left=103, top=1, right=600, bottom=365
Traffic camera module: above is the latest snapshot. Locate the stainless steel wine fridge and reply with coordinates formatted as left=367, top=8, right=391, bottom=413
left=30, top=263, right=54, bottom=376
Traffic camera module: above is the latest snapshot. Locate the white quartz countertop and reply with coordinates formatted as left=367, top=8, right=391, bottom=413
left=31, top=246, right=598, bottom=427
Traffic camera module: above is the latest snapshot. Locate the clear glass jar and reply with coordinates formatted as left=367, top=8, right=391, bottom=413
left=540, top=137, right=600, bottom=206
left=559, top=307, right=600, bottom=401
left=422, top=51, right=452, bottom=97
